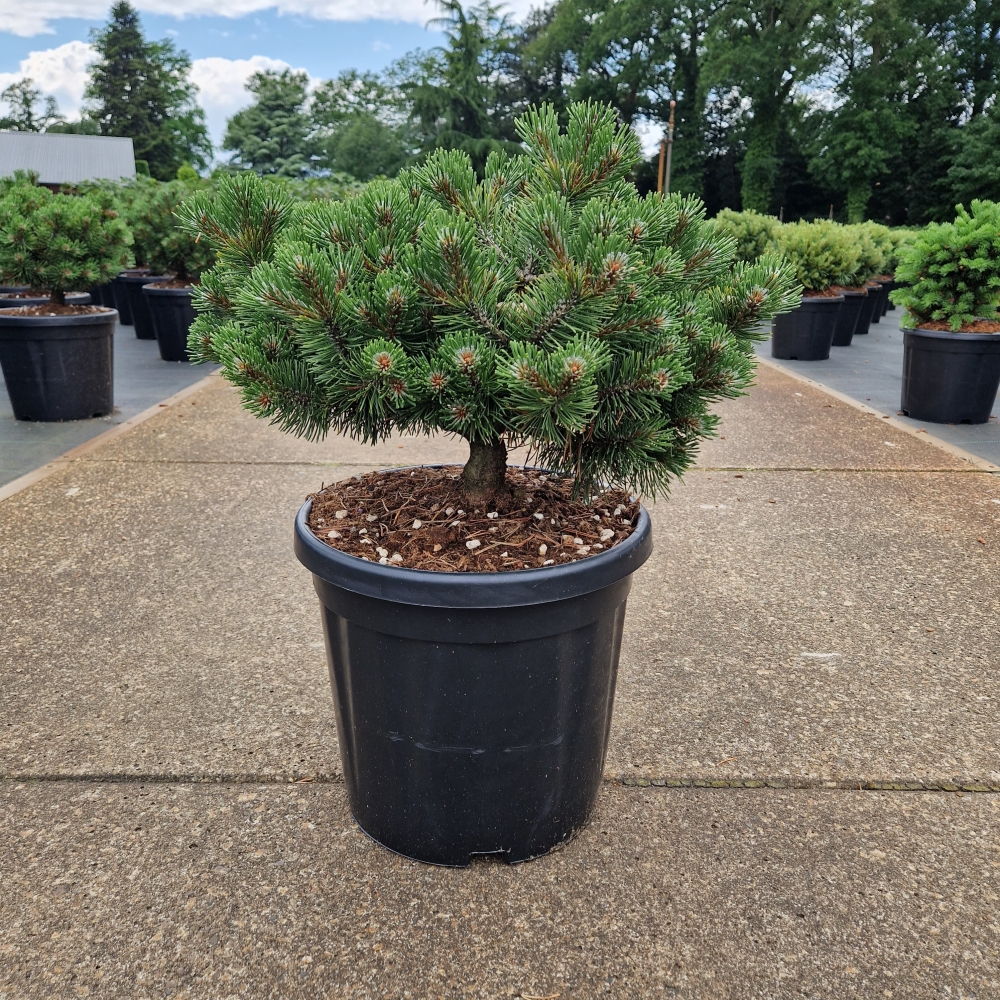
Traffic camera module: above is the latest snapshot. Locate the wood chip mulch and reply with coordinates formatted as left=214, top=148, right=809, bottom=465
left=919, top=319, right=1000, bottom=333
left=0, top=304, right=111, bottom=316
left=306, top=466, right=640, bottom=572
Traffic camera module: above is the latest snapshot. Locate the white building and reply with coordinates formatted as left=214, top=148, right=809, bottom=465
left=0, top=133, right=135, bottom=187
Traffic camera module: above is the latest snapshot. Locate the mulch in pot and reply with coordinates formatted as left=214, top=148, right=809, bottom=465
left=917, top=319, right=1000, bottom=333
left=0, top=304, right=111, bottom=317
left=307, top=466, right=640, bottom=572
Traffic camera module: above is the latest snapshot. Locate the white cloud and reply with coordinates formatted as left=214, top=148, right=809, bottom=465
left=190, top=54, right=310, bottom=147
left=0, top=40, right=94, bottom=119
left=0, top=0, right=536, bottom=38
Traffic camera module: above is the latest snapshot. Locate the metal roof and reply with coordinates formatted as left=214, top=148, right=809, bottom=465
left=0, top=133, right=136, bottom=184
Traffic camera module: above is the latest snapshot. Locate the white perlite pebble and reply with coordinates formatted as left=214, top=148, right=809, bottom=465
left=412, top=520, right=422, bottom=529
left=450, top=520, right=461, bottom=527
left=576, top=545, right=591, bottom=555
left=379, top=556, right=389, bottom=565
left=335, top=510, right=347, bottom=519
left=366, top=514, right=378, bottom=522
left=592, top=514, right=601, bottom=521
left=573, top=537, right=583, bottom=545
left=359, top=537, right=372, bottom=545
left=600, top=528, right=615, bottom=541
left=614, top=505, right=624, bottom=516
left=487, top=512, right=499, bottom=519
left=327, top=530, right=342, bottom=539
left=538, top=544, right=548, bottom=555
left=376, top=547, right=389, bottom=558
left=390, top=553, right=403, bottom=563
left=457, top=510, right=465, bottom=516
left=543, top=559, right=554, bottom=566
left=466, top=539, right=481, bottom=550
left=445, top=507, right=455, bottom=515
left=533, top=512, right=545, bottom=520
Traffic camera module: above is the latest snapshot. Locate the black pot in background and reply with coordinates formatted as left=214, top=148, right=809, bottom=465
left=875, top=277, right=895, bottom=316
left=0, top=307, right=117, bottom=421
left=294, top=498, right=653, bottom=867
left=853, top=282, right=882, bottom=335
left=0, top=292, right=91, bottom=309
left=87, top=283, right=114, bottom=308
left=121, top=273, right=169, bottom=339
left=771, top=294, right=843, bottom=361
left=111, top=268, right=151, bottom=326
left=830, top=288, right=867, bottom=347
left=901, top=327, right=1000, bottom=424
left=868, top=282, right=886, bottom=324
left=143, top=284, right=195, bottom=361
left=0, top=285, right=28, bottom=294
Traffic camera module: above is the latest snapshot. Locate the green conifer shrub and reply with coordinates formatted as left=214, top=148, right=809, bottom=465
left=713, top=209, right=782, bottom=263
left=178, top=102, right=799, bottom=501
left=772, top=220, right=859, bottom=293
left=130, top=179, right=214, bottom=283
left=891, top=200, right=1000, bottom=330
left=839, top=222, right=887, bottom=287
left=0, top=185, right=133, bottom=304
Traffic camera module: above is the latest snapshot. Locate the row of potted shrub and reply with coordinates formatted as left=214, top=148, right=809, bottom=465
left=715, top=205, right=1000, bottom=425
left=0, top=174, right=214, bottom=421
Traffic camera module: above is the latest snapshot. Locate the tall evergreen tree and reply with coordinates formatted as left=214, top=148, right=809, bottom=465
left=0, top=79, right=63, bottom=132
left=222, top=69, right=312, bottom=177
left=85, top=1, right=211, bottom=179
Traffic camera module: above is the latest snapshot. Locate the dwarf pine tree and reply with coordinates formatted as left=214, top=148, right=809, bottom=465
left=178, top=102, right=799, bottom=501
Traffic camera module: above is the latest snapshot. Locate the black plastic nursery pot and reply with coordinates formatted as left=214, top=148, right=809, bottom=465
left=294, top=496, right=653, bottom=867
left=901, top=327, right=1000, bottom=424
left=110, top=269, right=148, bottom=325
left=876, top=277, right=895, bottom=316
left=853, top=282, right=882, bottom=335
left=143, top=284, right=195, bottom=361
left=830, top=288, right=866, bottom=347
left=122, top=274, right=169, bottom=339
left=87, top=283, right=114, bottom=308
left=0, top=307, right=117, bottom=421
left=868, top=282, right=885, bottom=325
left=771, top=294, right=843, bottom=360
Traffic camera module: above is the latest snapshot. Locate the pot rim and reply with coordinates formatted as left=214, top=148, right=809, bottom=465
left=294, top=477, right=653, bottom=609
left=903, top=326, right=1000, bottom=342
left=119, top=273, right=170, bottom=285
left=798, top=293, right=845, bottom=303
left=142, top=283, right=194, bottom=295
left=0, top=307, right=118, bottom=330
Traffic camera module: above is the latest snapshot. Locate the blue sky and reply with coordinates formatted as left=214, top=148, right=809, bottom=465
left=0, top=4, right=477, bottom=151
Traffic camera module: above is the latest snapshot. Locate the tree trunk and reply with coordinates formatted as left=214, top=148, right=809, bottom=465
left=50, top=289, right=66, bottom=306
left=462, top=438, right=508, bottom=504
left=846, top=181, right=871, bottom=223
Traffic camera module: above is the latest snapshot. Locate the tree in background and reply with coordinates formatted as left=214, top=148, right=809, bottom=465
left=396, top=0, right=525, bottom=173
left=707, top=1, right=826, bottom=214
left=310, top=71, right=411, bottom=181
left=222, top=69, right=312, bottom=177
left=0, top=79, right=64, bottom=132
left=85, top=1, right=211, bottom=179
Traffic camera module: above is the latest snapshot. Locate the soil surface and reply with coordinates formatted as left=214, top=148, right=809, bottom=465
left=801, top=289, right=842, bottom=298
left=918, top=319, right=1000, bottom=333
left=307, top=466, right=640, bottom=572
left=830, top=285, right=868, bottom=295
left=151, top=279, right=196, bottom=290
left=0, top=304, right=111, bottom=317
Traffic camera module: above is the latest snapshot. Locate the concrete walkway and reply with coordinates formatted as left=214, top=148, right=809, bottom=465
left=2, top=365, right=998, bottom=998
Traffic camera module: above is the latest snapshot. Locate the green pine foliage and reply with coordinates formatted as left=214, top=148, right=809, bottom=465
left=771, top=219, right=859, bottom=293
left=179, top=102, right=799, bottom=499
left=0, top=184, right=133, bottom=304
left=129, top=180, right=214, bottom=282
left=713, top=209, right=782, bottom=262
left=891, top=200, right=1000, bottom=331
left=839, top=222, right=888, bottom=286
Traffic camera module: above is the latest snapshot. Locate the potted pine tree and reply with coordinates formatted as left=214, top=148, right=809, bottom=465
left=830, top=223, right=886, bottom=346
left=893, top=200, right=1000, bottom=423
left=770, top=220, right=854, bottom=360
left=113, top=177, right=165, bottom=331
left=178, top=102, right=799, bottom=866
left=0, top=182, right=92, bottom=308
left=713, top=208, right=781, bottom=262
left=136, top=181, right=215, bottom=361
left=0, top=187, right=132, bottom=421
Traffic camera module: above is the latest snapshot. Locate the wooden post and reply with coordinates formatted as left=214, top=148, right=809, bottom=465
left=657, top=138, right=666, bottom=194
left=664, top=100, right=676, bottom=195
